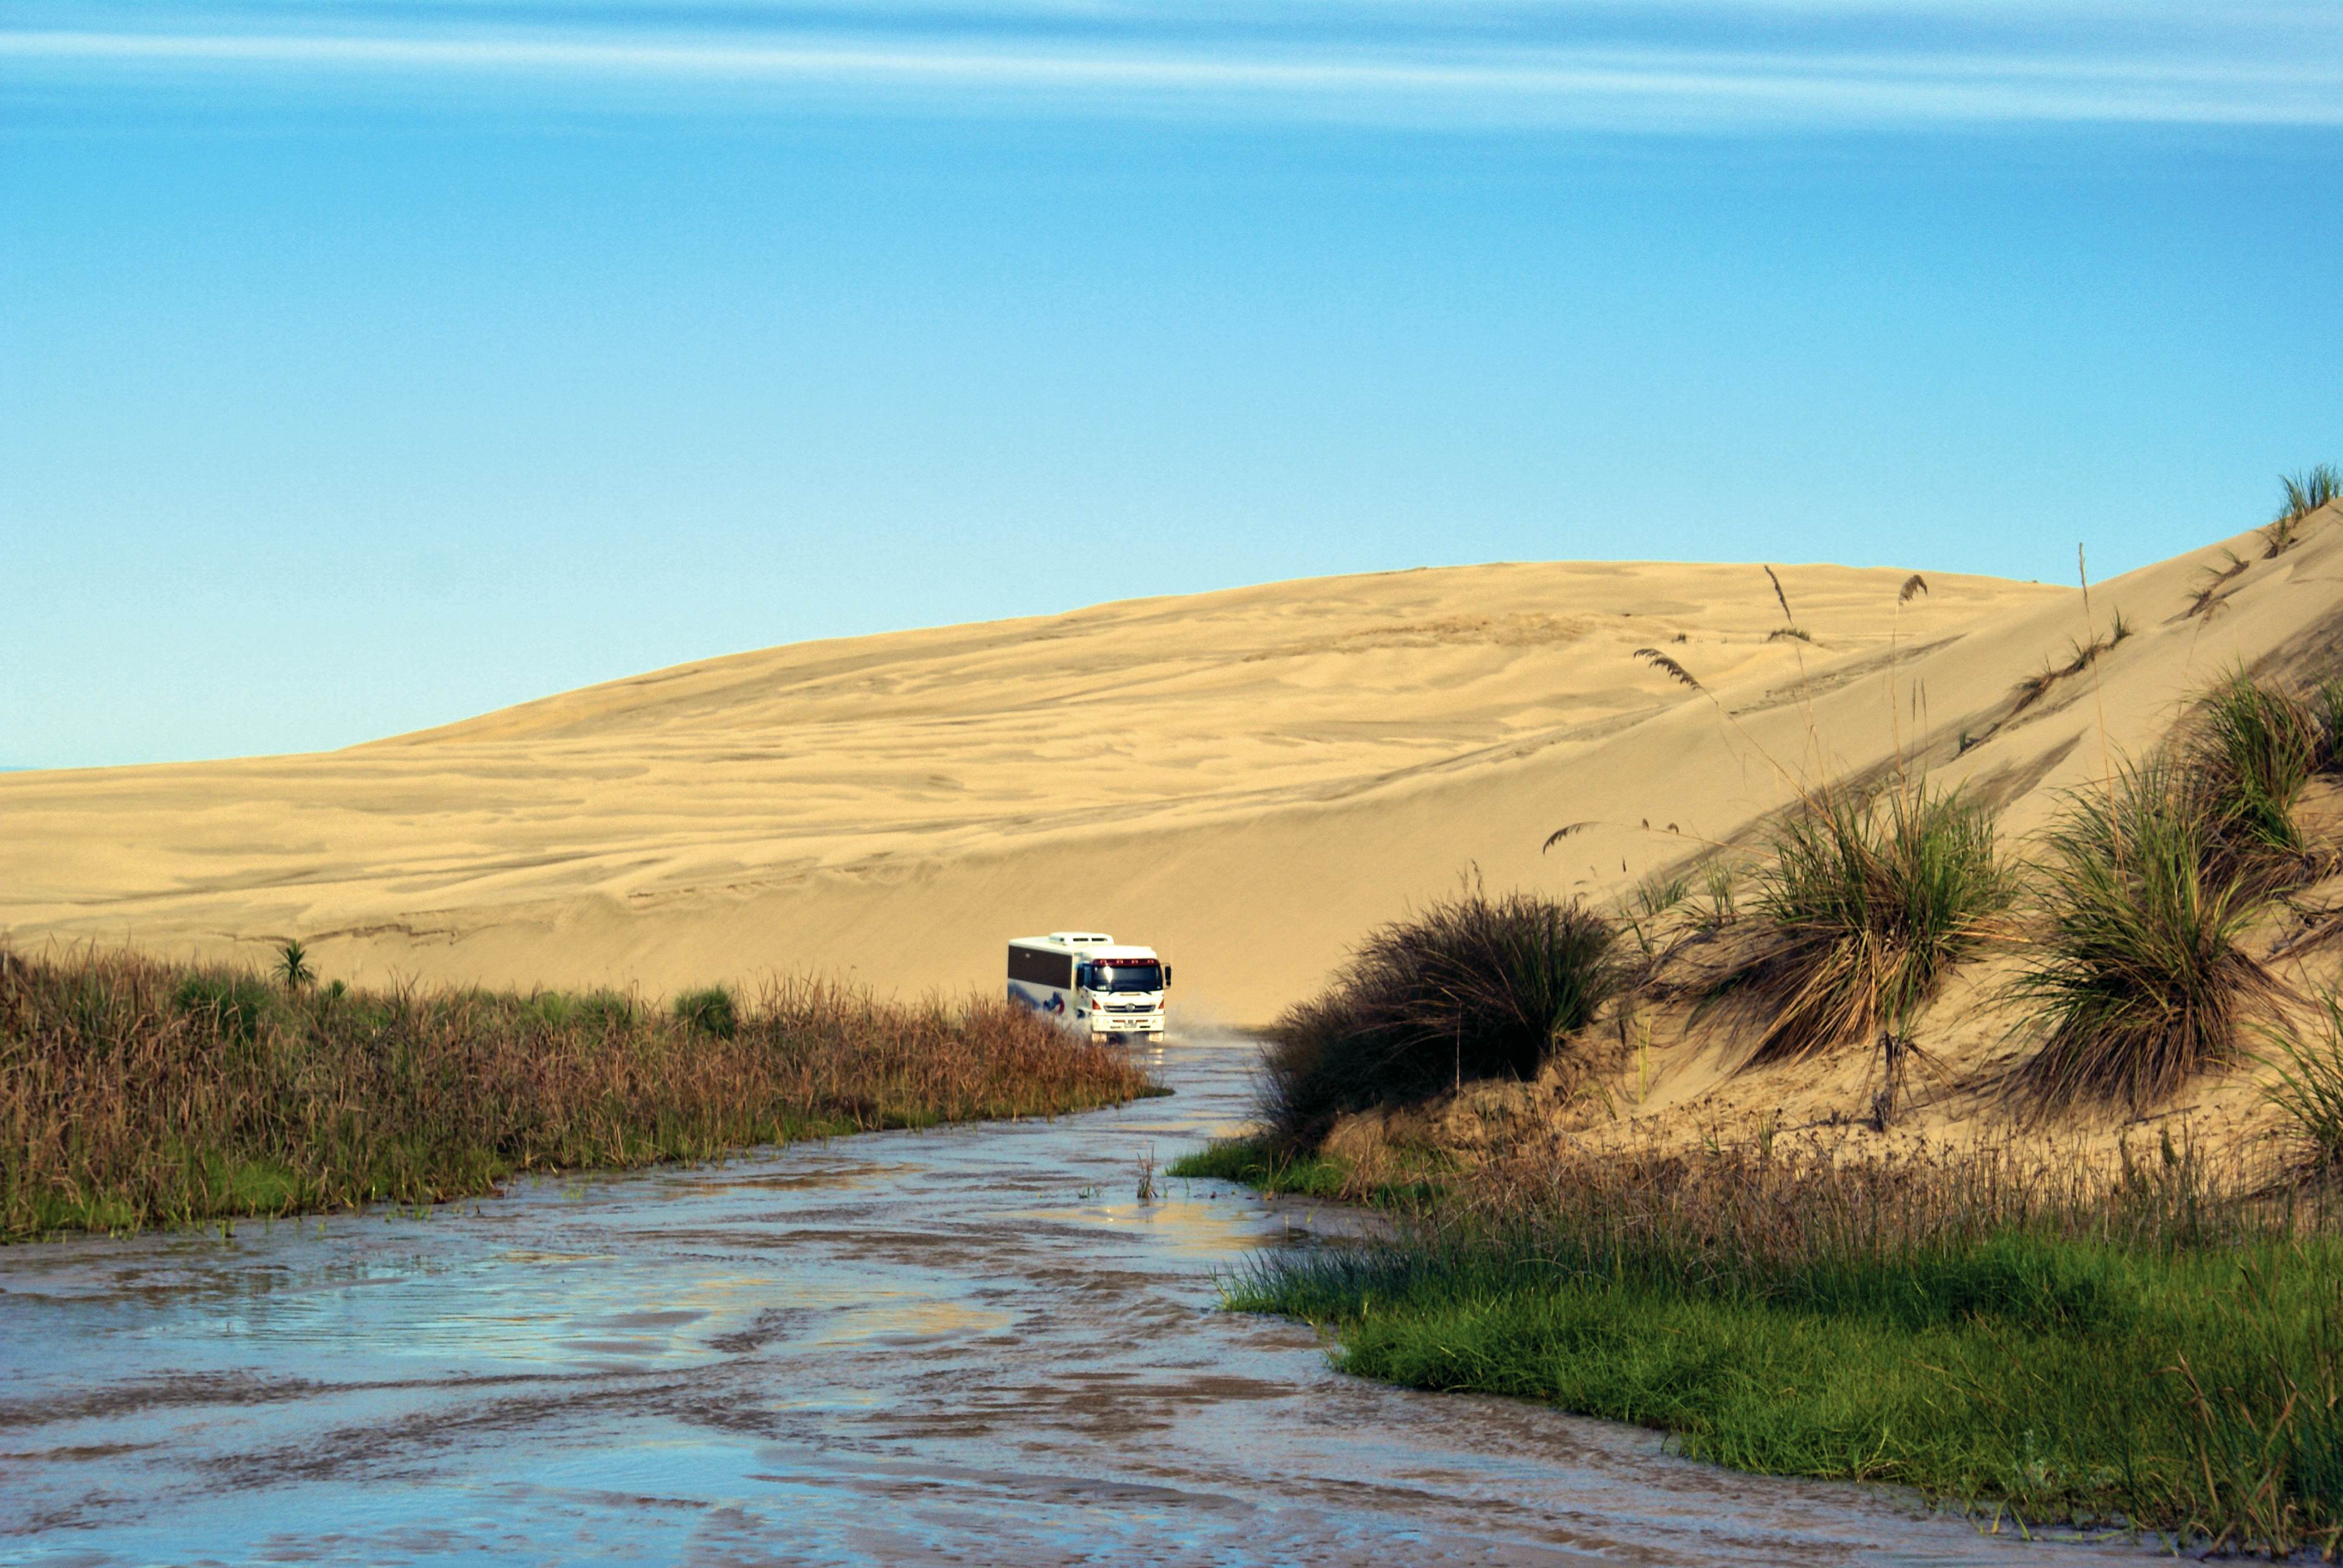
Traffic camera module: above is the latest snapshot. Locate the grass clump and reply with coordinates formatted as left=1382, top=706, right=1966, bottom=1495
left=1170, top=1137, right=1362, bottom=1201
left=2266, top=465, right=2342, bottom=556
left=1621, top=871, right=1692, bottom=959
left=172, top=973, right=278, bottom=1044
left=2188, top=549, right=2253, bottom=619
left=1226, top=1138, right=2343, bottom=1557
left=1729, top=783, right=2010, bottom=1066
left=2188, top=671, right=2322, bottom=887
left=2316, top=681, right=2343, bottom=774
left=2269, top=991, right=2343, bottom=1172
left=2010, top=616, right=2135, bottom=715
left=2011, top=759, right=2281, bottom=1112
left=1260, top=890, right=1623, bottom=1152
left=673, top=984, right=739, bottom=1039
left=1, top=950, right=1156, bottom=1240
left=2013, top=670, right=2332, bottom=1112
left=574, top=989, right=638, bottom=1030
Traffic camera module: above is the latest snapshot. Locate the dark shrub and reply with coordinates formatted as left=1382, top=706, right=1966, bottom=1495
left=1263, top=890, right=1622, bottom=1151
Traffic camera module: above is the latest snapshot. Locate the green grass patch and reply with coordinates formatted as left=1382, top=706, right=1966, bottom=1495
left=1234, top=1236, right=2343, bottom=1551
left=1170, top=1137, right=1356, bottom=1199
left=673, top=984, right=739, bottom=1039
left=1224, top=1140, right=2343, bottom=1556
left=1170, top=1135, right=1450, bottom=1205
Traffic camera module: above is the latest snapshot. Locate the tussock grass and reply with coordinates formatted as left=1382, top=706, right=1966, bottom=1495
left=0, top=949, right=1154, bottom=1240
left=1728, top=783, right=2011, bottom=1067
left=1226, top=1137, right=2343, bottom=1557
left=1622, top=870, right=1693, bottom=960
left=2011, top=759, right=2281, bottom=1112
left=173, top=973, right=275, bottom=1044
left=2317, top=681, right=2343, bottom=774
left=2189, top=671, right=2323, bottom=888
left=2010, top=671, right=2331, bottom=1112
left=1698, top=857, right=1743, bottom=930
left=2269, top=991, right=2343, bottom=1172
left=1260, top=890, right=1622, bottom=1152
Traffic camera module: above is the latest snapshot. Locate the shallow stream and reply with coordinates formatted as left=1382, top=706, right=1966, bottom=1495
left=3, top=1033, right=2152, bottom=1564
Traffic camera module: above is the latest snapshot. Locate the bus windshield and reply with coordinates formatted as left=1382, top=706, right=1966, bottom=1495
left=1087, top=961, right=1162, bottom=992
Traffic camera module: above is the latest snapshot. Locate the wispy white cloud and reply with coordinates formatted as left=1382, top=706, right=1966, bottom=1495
left=6, top=3, right=2340, bottom=129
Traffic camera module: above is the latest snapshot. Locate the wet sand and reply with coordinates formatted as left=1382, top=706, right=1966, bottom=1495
left=3, top=1036, right=2154, bottom=1564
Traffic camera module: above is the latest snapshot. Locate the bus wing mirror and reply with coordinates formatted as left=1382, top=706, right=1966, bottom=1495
left=1163, top=966, right=1172, bottom=988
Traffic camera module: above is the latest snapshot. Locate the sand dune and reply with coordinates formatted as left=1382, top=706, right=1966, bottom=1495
left=5, top=520, right=2339, bottom=1026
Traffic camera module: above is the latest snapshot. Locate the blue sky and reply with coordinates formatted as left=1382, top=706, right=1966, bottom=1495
left=4, top=3, right=2340, bottom=769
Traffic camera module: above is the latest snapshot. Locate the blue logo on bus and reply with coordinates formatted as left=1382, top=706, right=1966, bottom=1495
left=1008, top=982, right=1064, bottom=1016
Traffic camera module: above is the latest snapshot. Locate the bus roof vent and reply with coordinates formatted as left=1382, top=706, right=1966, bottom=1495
left=1047, top=931, right=1113, bottom=944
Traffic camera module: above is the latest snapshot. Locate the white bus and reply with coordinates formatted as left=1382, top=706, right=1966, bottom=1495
left=1007, top=932, right=1170, bottom=1042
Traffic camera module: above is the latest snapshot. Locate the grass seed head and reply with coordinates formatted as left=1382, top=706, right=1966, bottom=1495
left=1634, top=648, right=1703, bottom=690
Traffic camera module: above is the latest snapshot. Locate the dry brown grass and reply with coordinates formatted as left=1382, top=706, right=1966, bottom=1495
left=0, top=947, right=1155, bottom=1239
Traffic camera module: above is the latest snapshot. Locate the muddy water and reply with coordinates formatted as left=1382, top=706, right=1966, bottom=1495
left=4, top=1034, right=2149, bottom=1566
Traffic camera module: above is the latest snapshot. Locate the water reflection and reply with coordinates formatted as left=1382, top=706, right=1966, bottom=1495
left=2, top=1036, right=2150, bottom=1564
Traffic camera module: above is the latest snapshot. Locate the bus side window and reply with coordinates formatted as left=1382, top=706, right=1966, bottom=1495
left=1075, top=963, right=1096, bottom=988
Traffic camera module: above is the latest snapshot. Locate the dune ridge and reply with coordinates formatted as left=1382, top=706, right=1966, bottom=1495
left=5, top=525, right=2339, bottom=1026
